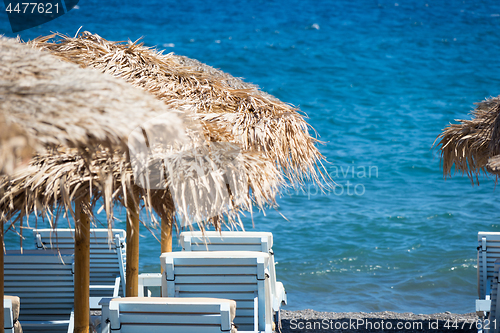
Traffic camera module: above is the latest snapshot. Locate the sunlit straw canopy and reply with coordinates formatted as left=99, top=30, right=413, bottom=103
left=2, top=31, right=332, bottom=235
left=436, top=95, right=500, bottom=182
left=0, top=36, right=191, bottom=227
left=0, top=36, right=186, bottom=156
left=30, top=31, right=329, bottom=188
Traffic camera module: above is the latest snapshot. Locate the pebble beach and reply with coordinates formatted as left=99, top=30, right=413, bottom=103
left=280, top=310, right=479, bottom=333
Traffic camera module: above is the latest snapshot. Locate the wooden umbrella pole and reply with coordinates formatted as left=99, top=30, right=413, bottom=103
left=126, top=190, right=140, bottom=297
left=161, top=215, right=173, bottom=253
left=74, top=194, right=90, bottom=333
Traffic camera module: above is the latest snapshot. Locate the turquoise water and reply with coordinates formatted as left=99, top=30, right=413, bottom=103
left=2, top=0, right=500, bottom=314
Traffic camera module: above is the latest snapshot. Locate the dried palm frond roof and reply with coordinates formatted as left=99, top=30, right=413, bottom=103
left=30, top=31, right=330, bottom=187
left=1, top=35, right=289, bottom=233
left=0, top=36, right=186, bottom=156
left=436, top=95, right=500, bottom=182
left=0, top=144, right=283, bottom=232
left=487, top=155, right=500, bottom=175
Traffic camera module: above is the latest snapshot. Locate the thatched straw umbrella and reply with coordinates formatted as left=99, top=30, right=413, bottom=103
left=28, top=31, right=329, bottom=251
left=436, top=95, right=500, bottom=183
left=0, top=36, right=188, bottom=333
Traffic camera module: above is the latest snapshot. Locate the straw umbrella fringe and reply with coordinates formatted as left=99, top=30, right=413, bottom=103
left=0, top=144, right=284, bottom=232
left=436, top=95, right=500, bottom=183
left=30, top=32, right=330, bottom=188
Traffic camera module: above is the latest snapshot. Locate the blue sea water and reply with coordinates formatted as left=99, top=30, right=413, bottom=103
left=2, top=0, right=500, bottom=314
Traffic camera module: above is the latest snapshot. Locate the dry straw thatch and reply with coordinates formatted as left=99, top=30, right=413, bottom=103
left=2, top=31, right=332, bottom=238
left=436, top=95, right=500, bottom=182
left=30, top=31, right=329, bottom=187
left=1, top=33, right=306, bottom=235
left=0, top=114, right=37, bottom=176
left=0, top=144, right=284, bottom=233
left=0, top=36, right=196, bottom=230
left=0, top=36, right=186, bottom=156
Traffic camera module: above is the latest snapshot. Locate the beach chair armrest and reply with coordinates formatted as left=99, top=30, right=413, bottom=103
left=108, top=300, right=121, bottom=331
left=67, top=311, right=74, bottom=333
left=4, top=299, right=13, bottom=329
left=99, top=298, right=116, bottom=333
left=275, top=281, right=287, bottom=305
left=476, top=299, right=491, bottom=317
left=138, top=273, right=162, bottom=297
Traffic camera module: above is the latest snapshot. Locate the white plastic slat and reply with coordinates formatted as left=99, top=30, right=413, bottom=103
left=190, top=244, right=264, bottom=251
left=175, top=266, right=257, bottom=275
left=234, top=316, right=255, bottom=324
left=178, top=275, right=257, bottom=284
left=172, top=257, right=260, bottom=266
left=5, top=281, right=73, bottom=287
left=479, top=233, right=500, bottom=242
left=178, top=284, right=258, bottom=292
left=119, top=313, right=223, bottom=325
left=118, top=326, right=226, bottom=333
left=188, top=237, right=264, bottom=245
left=119, top=303, right=221, bottom=313
left=235, top=309, right=256, bottom=317
left=176, top=291, right=256, bottom=300
left=5, top=275, right=73, bottom=281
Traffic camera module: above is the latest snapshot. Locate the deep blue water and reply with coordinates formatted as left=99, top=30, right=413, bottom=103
left=2, top=0, right=500, bottom=314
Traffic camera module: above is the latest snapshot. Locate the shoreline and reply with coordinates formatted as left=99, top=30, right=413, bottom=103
left=280, top=310, right=480, bottom=332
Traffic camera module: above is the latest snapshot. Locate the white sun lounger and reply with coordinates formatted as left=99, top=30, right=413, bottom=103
left=4, top=296, right=22, bottom=333
left=160, top=251, right=274, bottom=333
left=486, top=261, right=500, bottom=333
left=180, top=230, right=287, bottom=327
left=33, top=228, right=126, bottom=308
left=476, top=232, right=500, bottom=319
left=100, top=297, right=237, bottom=333
left=4, top=250, right=75, bottom=333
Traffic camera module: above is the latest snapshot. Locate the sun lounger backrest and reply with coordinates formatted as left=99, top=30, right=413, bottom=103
left=106, top=297, right=236, bottom=333
left=179, top=231, right=276, bottom=292
left=180, top=230, right=287, bottom=315
left=489, top=261, right=500, bottom=333
left=180, top=231, right=272, bottom=252
left=33, top=228, right=126, bottom=297
left=160, top=251, right=272, bottom=333
left=4, top=250, right=74, bottom=332
left=478, top=232, right=500, bottom=299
